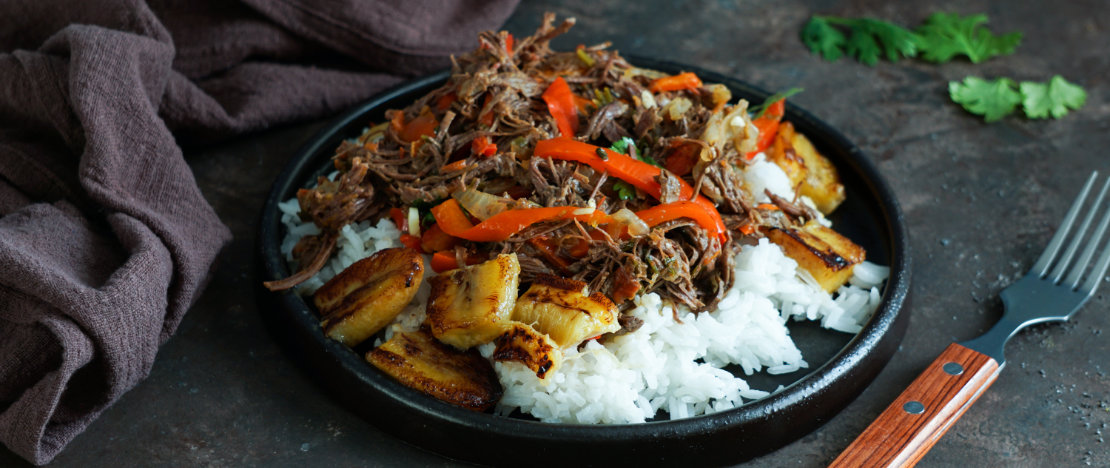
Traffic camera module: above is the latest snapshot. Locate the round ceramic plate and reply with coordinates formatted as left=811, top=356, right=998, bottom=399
left=256, top=58, right=911, bottom=466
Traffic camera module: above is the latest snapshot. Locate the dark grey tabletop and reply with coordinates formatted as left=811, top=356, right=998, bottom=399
left=5, top=1, right=1108, bottom=466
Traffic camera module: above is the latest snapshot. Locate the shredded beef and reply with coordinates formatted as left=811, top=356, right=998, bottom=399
left=268, top=12, right=812, bottom=315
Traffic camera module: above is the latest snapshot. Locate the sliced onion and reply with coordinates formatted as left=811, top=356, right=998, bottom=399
left=663, top=97, right=692, bottom=121
left=452, top=188, right=514, bottom=221
left=611, top=208, right=650, bottom=237
left=407, top=206, right=421, bottom=236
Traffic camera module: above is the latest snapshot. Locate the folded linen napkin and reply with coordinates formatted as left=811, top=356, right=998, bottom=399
left=0, top=0, right=518, bottom=464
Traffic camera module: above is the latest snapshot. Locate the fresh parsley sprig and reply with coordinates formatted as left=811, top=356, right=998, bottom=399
left=916, top=13, right=1022, bottom=63
left=802, top=16, right=919, bottom=65
left=802, top=13, right=1021, bottom=65
left=801, top=12, right=1084, bottom=121
left=949, top=75, right=1086, bottom=122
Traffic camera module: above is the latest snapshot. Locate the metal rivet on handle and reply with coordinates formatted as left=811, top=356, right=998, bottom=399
left=903, top=401, right=925, bottom=414
left=943, top=362, right=964, bottom=376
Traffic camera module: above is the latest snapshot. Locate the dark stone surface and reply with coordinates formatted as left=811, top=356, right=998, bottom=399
left=3, top=1, right=1108, bottom=466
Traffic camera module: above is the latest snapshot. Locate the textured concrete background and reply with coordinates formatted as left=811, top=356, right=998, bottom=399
left=3, top=1, right=1108, bottom=466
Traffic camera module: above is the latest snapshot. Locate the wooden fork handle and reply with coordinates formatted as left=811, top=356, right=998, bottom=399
left=829, top=343, right=1003, bottom=468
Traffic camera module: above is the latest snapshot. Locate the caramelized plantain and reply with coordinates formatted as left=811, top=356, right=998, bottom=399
left=366, top=327, right=501, bottom=411
left=492, top=321, right=562, bottom=378
left=511, top=275, right=620, bottom=348
left=425, top=253, right=520, bottom=349
left=765, top=220, right=865, bottom=292
left=314, top=247, right=424, bottom=347
left=783, top=122, right=846, bottom=214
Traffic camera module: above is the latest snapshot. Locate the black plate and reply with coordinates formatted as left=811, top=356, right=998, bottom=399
left=256, top=58, right=911, bottom=466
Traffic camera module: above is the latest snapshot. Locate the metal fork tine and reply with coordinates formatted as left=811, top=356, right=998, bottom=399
left=1033, top=172, right=1099, bottom=277
left=1081, top=211, right=1110, bottom=295
left=1054, top=176, right=1110, bottom=283
left=1066, top=178, right=1110, bottom=288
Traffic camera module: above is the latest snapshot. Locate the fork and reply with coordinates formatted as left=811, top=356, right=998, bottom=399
left=831, top=171, right=1110, bottom=467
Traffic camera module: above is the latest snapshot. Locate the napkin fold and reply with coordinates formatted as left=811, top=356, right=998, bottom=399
left=0, top=0, right=518, bottom=463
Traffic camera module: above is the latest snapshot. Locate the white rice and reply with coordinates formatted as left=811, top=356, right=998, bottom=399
left=279, top=163, right=889, bottom=424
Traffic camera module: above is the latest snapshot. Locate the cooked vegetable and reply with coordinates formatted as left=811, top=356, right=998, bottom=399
left=511, top=275, right=620, bottom=348
left=635, top=201, right=728, bottom=241
left=271, top=13, right=859, bottom=316
left=772, top=121, right=846, bottom=214
left=532, top=138, right=727, bottom=243
left=366, top=327, right=502, bottom=411
left=471, top=136, right=498, bottom=157
left=765, top=220, right=865, bottom=292
left=746, top=98, right=785, bottom=159
left=750, top=88, right=803, bottom=119
left=492, top=321, right=562, bottom=379
left=648, top=72, right=703, bottom=93
left=314, top=248, right=424, bottom=347
left=542, top=76, right=579, bottom=137
left=425, top=253, right=521, bottom=349
left=432, top=199, right=610, bottom=242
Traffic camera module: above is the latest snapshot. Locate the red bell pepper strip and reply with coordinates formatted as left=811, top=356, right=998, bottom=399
left=541, top=76, right=579, bottom=137
left=662, top=142, right=699, bottom=177
left=746, top=98, right=786, bottom=159
left=430, top=251, right=460, bottom=273
left=648, top=72, right=703, bottom=93
left=471, top=136, right=497, bottom=157
left=389, top=207, right=407, bottom=233
left=435, top=92, right=457, bottom=112
left=398, top=112, right=439, bottom=143
left=399, top=233, right=422, bottom=250
left=532, top=138, right=727, bottom=242
left=431, top=198, right=610, bottom=242
left=420, top=223, right=460, bottom=253
left=505, top=33, right=514, bottom=54
left=635, top=201, right=727, bottom=240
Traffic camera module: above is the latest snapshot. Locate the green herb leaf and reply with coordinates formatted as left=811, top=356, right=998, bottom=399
left=610, top=137, right=661, bottom=166
left=803, top=16, right=919, bottom=65
left=613, top=180, right=637, bottom=201
left=609, top=136, right=634, bottom=155
left=1020, top=75, right=1086, bottom=119
left=801, top=16, right=847, bottom=61
left=948, top=76, right=1021, bottom=122
left=916, top=13, right=1021, bottom=63
left=638, top=152, right=660, bottom=167
left=751, top=88, right=804, bottom=119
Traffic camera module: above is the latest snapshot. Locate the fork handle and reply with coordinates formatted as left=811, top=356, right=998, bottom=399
left=829, top=343, right=1002, bottom=468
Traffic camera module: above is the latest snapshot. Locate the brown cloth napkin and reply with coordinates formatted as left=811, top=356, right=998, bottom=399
left=0, top=0, right=518, bottom=464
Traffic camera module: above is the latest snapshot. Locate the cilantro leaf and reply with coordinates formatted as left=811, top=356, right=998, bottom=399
left=916, top=13, right=1021, bottom=63
left=948, top=76, right=1021, bottom=122
left=613, top=181, right=637, bottom=201
left=609, top=136, right=634, bottom=155
left=637, top=151, right=661, bottom=167
left=1020, top=75, right=1086, bottom=119
left=803, top=16, right=919, bottom=65
left=844, top=25, right=883, bottom=65
left=801, top=16, right=846, bottom=61
left=855, top=18, right=921, bottom=62
left=610, top=137, right=661, bottom=166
